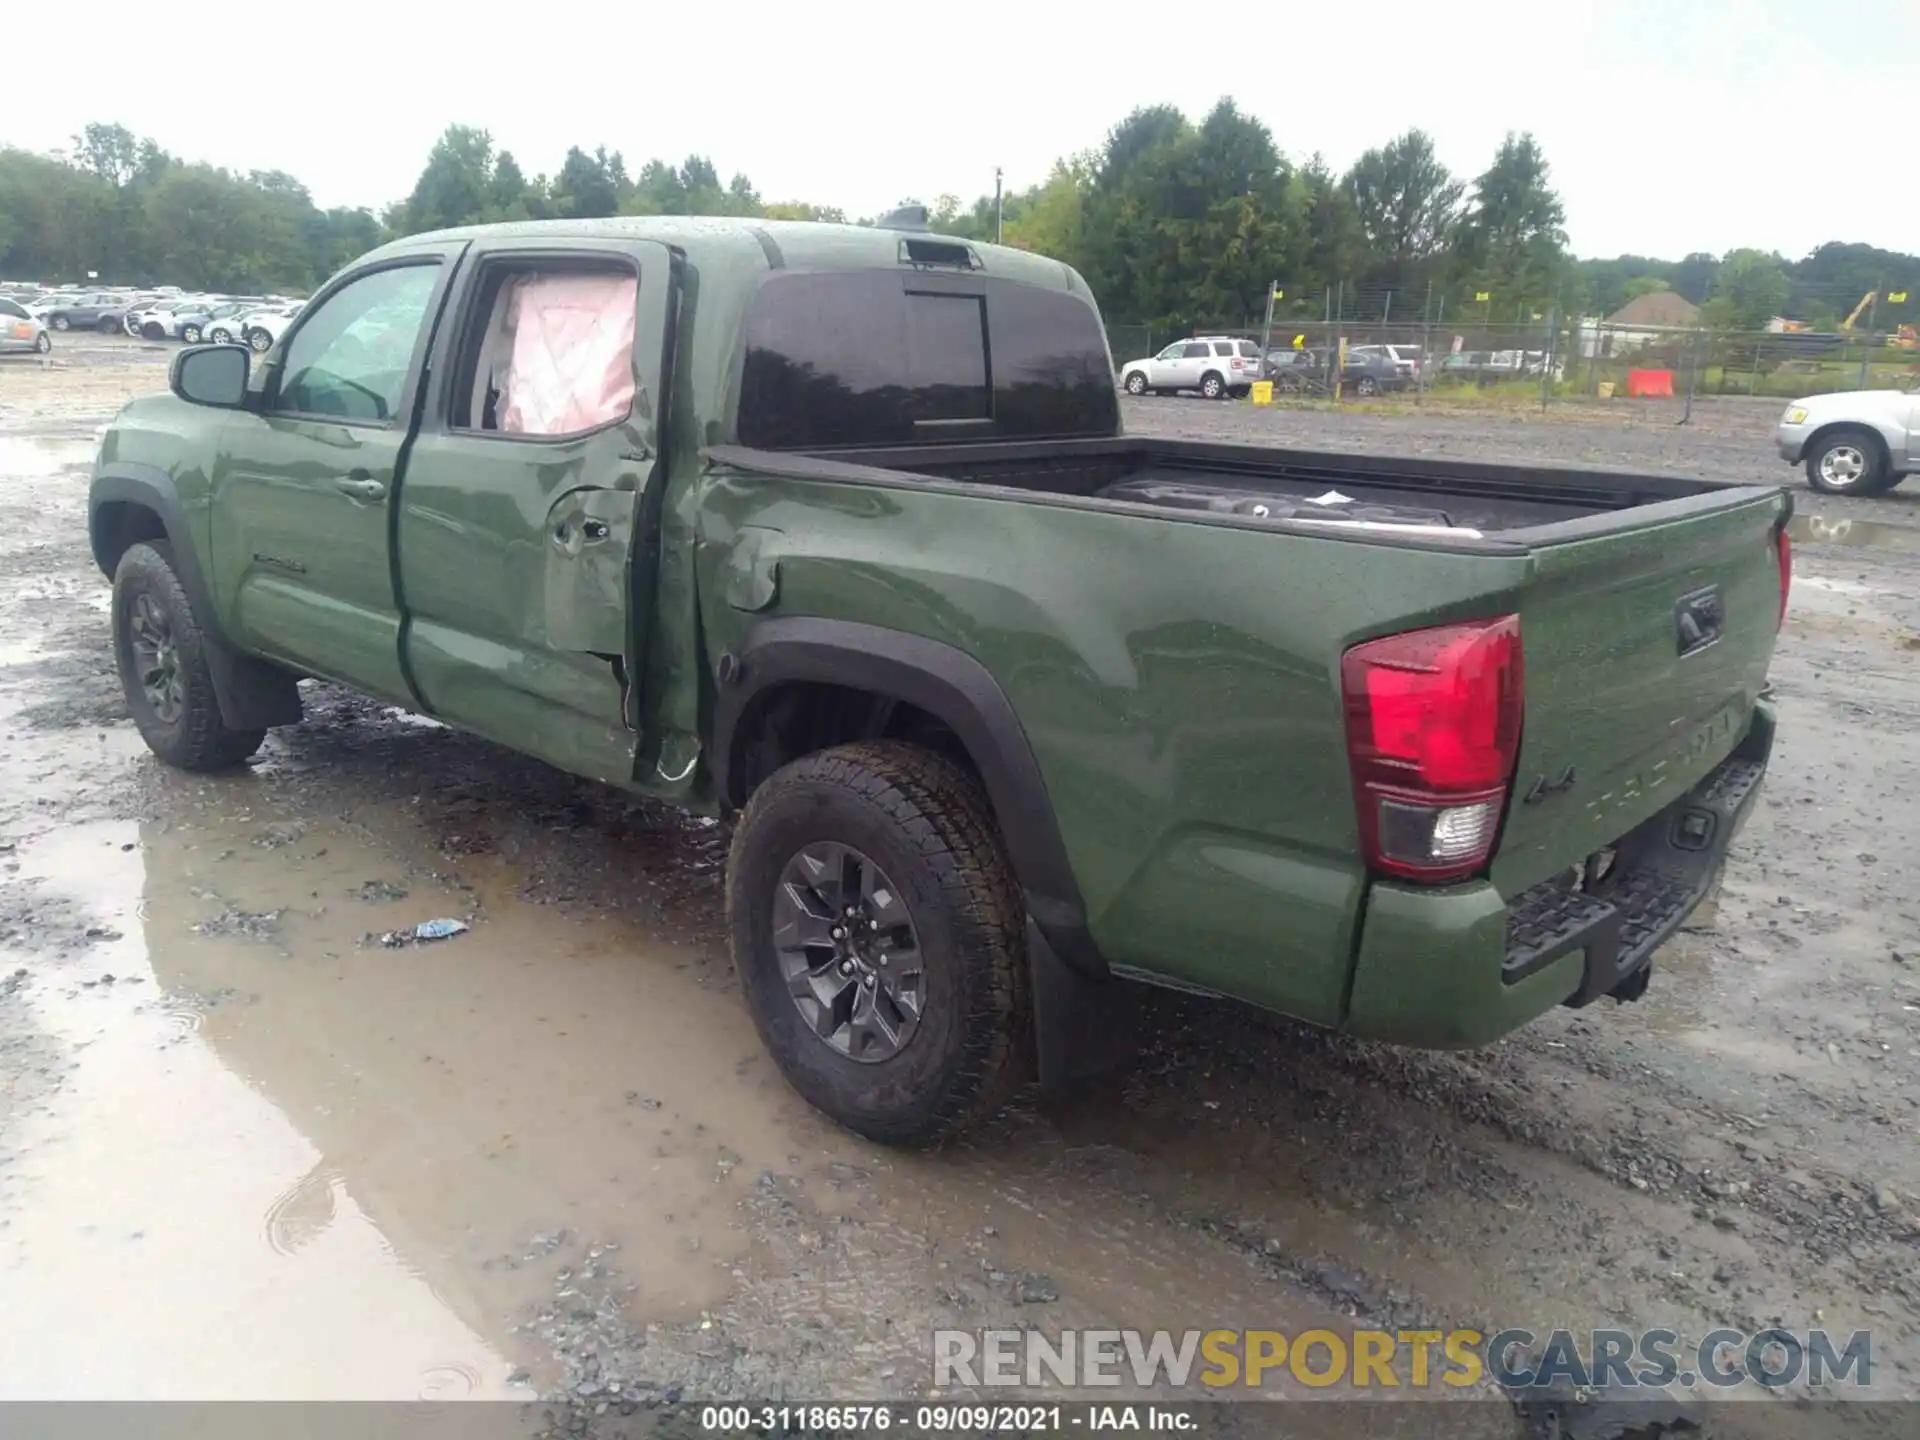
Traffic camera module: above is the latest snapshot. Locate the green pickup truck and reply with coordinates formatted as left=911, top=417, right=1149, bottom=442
left=89, top=215, right=1793, bottom=1146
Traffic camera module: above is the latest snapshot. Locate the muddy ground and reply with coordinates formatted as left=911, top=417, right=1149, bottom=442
left=1, top=336, right=1916, bottom=1432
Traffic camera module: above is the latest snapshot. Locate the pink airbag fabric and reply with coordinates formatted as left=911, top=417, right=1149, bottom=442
left=500, top=273, right=637, bottom=435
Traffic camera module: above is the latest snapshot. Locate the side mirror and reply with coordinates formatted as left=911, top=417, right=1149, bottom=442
left=170, top=344, right=251, bottom=409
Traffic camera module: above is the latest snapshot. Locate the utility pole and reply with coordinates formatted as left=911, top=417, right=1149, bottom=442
left=994, top=168, right=1003, bottom=244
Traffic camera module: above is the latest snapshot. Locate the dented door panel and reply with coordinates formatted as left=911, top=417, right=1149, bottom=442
left=394, top=237, right=679, bottom=783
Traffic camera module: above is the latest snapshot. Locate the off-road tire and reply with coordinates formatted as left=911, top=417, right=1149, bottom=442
left=1805, top=427, right=1895, bottom=496
left=112, top=541, right=266, bottom=771
left=1200, top=371, right=1225, bottom=399
left=727, top=741, right=1029, bottom=1147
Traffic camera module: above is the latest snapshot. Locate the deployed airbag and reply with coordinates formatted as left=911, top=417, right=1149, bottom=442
left=499, top=273, right=637, bottom=436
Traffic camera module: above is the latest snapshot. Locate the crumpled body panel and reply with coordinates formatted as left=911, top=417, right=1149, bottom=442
left=499, top=273, right=637, bottom=436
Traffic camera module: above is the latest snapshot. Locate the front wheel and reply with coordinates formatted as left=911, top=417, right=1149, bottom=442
left=1806, top=428, right=1893, bottom=495
left=112, top=541, right=266, bottom=771
left=34, top=332, right=51, bottom=354
left=208, top=327, right=232, bottom=344
left=180, top=323, right=202, bottom=344
left=1200, top=371, right=1225, bottom=399
left=246, top=328, right=273, bottom=353
left=727, top=741, right=1029, bottom=1147
left=1124, top=370, right=1148, bottom=395
left=1356, top=376, right=1380, bottom=397
left=98, top=316, right=121, bottom=334
left=141, top=322, right=165, bottom=341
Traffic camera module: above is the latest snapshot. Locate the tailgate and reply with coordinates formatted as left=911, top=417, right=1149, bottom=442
left=1491, top=491, right=1788, bottom=894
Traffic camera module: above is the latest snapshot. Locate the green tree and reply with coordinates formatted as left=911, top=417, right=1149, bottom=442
left=399, top=125, right=495, bottom=233
left=1344, top=129, right=1463, bottom=293
left=1460, top=132, right=1566, bottom=312
left=1706, top=248, right=1791, bottom=329
left=551, top=145, right=621, bottom=219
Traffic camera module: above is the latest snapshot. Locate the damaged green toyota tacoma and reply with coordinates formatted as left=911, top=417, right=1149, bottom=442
left=89, top=215, right=1792, bottom=1146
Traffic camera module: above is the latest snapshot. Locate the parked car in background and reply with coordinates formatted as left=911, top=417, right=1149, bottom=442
left=1776, top=387, right=1920, bottom=496
left=1351, top=344, right=1422, bottom=383
left=31, top=293, right=131, bottom=332
left=134, top=297, right=225, bottom=341
left=1271, top=347, right=1409, bottom=397
left=0, top=297, right=53, bottom=355
left=203, top=303, right=264, bottom=345
left=1118, top=336, right=1263, bottom=398
left=243, top=304, right=303, bottom=353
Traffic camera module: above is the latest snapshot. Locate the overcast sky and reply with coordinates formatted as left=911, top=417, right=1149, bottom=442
left=7, top=0, right=1914, bottom=260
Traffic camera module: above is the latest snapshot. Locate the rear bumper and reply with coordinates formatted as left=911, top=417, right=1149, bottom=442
left=1344, top=699, right=1775, bottom=1048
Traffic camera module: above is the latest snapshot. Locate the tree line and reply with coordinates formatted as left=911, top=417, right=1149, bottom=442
left=5, top=112, right=1916, bottom=337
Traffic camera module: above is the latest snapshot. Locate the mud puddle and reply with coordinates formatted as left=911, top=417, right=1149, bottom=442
left=1793, top=514, right=1920, bottom=554
left=0, top=436, right=99, bottom=476
left=0, top=775, right=1357, bottom=1404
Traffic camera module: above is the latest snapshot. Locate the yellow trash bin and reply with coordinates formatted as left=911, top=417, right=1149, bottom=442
left=1251, top=380, right=1274, bottom=406
left=1596, top=381, right=1616, bottom=399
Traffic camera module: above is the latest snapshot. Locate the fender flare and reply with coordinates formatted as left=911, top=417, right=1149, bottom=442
left=712, top=616, right=1105, bottom=979
left=89, top=463, right=303, bottom=730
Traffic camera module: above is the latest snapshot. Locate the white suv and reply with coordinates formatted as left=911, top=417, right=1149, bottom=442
left=1119, top=336, right=1263, bottom=399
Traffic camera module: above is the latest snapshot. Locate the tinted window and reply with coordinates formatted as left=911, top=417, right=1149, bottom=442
left=903, top=293, right=989, bottom=421
left=1181, top=342, right=1210, bottom=359
left=1237, top=341, right=1259, bottom=357
left=1213, top=342, right=1235, bottom=356
left=0, top=300, right=25, bottom=319
left=736, top=271, right=1118, bottom=449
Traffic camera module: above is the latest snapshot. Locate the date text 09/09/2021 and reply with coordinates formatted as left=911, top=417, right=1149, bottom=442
left=699, top=1405, right=1191, bottom=1433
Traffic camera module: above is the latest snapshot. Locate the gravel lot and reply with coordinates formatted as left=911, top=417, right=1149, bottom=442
left=2, top=336, right=1917, bottom=1433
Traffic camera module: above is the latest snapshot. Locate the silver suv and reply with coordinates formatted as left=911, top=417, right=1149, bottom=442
left=1119, top=336, right=1263, bottom=399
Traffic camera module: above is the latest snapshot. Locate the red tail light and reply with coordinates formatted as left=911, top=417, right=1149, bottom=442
left=1341, top=616, right=1524, bottom=883
left=1775, top=528, right=1792, bottom=629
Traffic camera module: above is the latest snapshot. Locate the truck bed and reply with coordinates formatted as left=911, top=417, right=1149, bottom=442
left=756, top=435, right=1756, bottom=543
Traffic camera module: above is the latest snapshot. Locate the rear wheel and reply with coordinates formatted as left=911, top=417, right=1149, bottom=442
left=51, top=315, right=70, bottom=332
left=1200, top=371, right=1225, bottom=399
left=180, top=323, right=202, bottom=344
left=1124, top=370, right=1148, bottom=395
left=112, top=541, right=266, bottom=771
left=141, top=322, right=165, bottom=340
left=246, top=328, right=273, bottom=353
left=727, top=741, right=1028, bottom=1147
left=1806, top=428, right=1894, bottom=495
left=1356, top=376, right=1380, bottom=397
left=209, top=327, right=232, bottom=344
left=98, top=316, right=121, bottom=334
left=34, top=332, right=51, bottom=354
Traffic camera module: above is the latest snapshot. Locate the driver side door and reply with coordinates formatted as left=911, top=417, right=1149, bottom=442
left=209, top=248, right=465, bottom=702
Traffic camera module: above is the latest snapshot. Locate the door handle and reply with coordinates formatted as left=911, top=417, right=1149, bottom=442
left=335, top=475, right=386, bottom=502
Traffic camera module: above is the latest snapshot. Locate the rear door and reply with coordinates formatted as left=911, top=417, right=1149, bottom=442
left=209, top=246, right=465, bottom=702
left=1490, top=492, right=1789, bottom=893
left=395, top=237, right=680, bottom=786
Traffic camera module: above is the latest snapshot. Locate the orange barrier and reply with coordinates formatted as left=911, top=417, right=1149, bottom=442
left=1626, top=369, right=1674, bottom=398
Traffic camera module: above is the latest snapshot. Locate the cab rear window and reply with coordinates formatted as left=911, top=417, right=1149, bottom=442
left=735, top=270, right=1118, bottom=449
